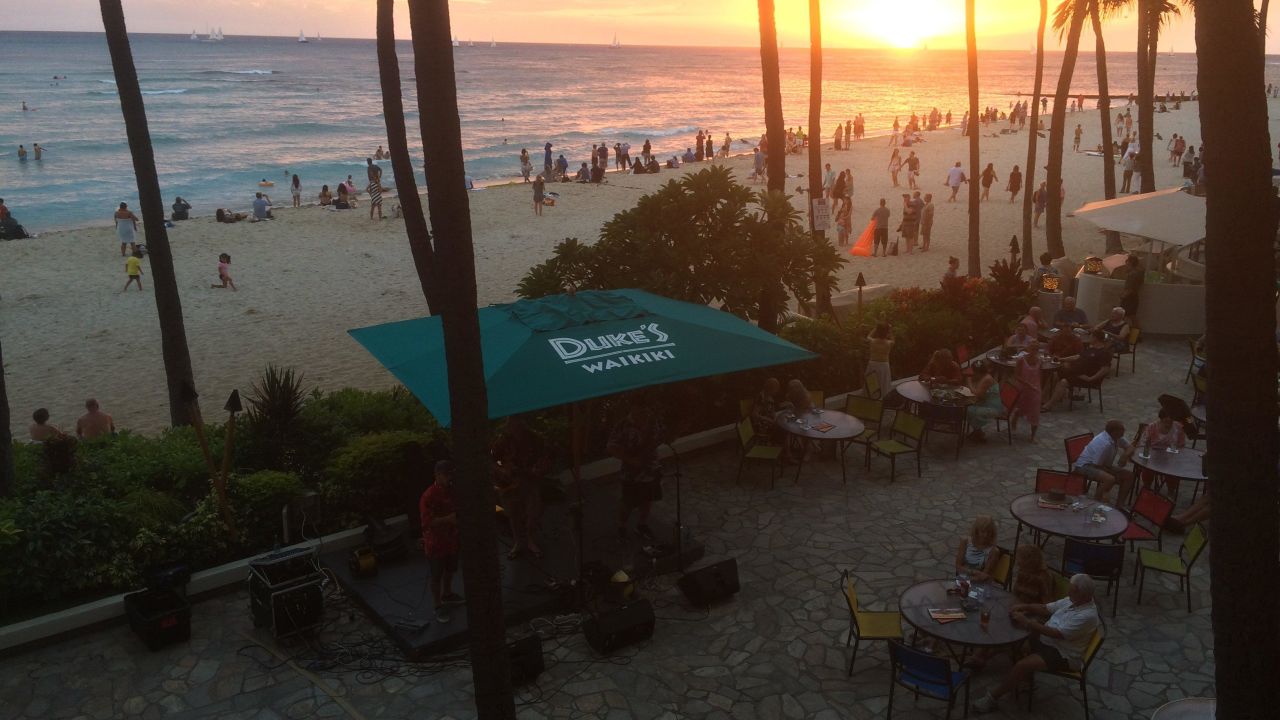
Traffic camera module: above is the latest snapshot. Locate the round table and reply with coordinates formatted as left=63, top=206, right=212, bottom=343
left=894, top=380, right=974, bottom=406
left=986, top=350, right=1062, bottom=375
left=1132, top=447, right=1207, bottom=501
left=1009, top=492, right=1129, bottom=551
left=893, top=381, right=974, bottom=458
left=773, top=409, right=865, bottom=484
left=899, top=579, right=1028, bottom=661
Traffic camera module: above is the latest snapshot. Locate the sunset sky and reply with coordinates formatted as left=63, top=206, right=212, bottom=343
left=8, top=0, right=1232, bottom=54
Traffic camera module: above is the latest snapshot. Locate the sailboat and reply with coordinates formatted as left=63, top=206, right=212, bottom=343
left=298, top=30, right=308, bottom=43
left=490, top=37, right=497, bottom=48
left=190, top=29, right=199, bottom=41
left=468, top=39, right=475, bottom=47
left=204, top=26, right=222, bottom=42
left=452, top=35, right=460, bottom=47
left=315, top=32, right=321, bottom=42
left=610, top=33, right=620, bottom=49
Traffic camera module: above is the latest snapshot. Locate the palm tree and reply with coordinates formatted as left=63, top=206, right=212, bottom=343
left=1021, top=0, right=1048, bottom=270
left=807, top=0, right=833, bottom=317
left=756, top=0, right=787, bottom=331
left=1196, top=1, right=1280, bottom=716
left=0, top=337, right=12, bottom=497
left=99, top=0, right=200, bottom=427
left=376, top=0, right=439, bottom=314
left=1136, top=0, right=1181, bottom=193
left=1045, top=0, right=1090, bottom=258
left=1091, top=1, right=1123, bottom=254
left=1261, top=0, right=1271, bottom=51
left=405, top=1, right=513, bottom=717
left=964, top=0, right=981, bottom=277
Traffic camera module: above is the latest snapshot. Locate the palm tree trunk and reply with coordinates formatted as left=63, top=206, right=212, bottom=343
left=1137, top=0, right=1157, bottom=192
left=756, top=0, right=786, bottom=331
left=807, top=0, right=832, bottom=318
left=1091, top=1, right=1122, bottom=254
left=1045, top=0, right=1088, bottom=259
left=99, top=0, right=198, bottom=427
left=965, top=0, right=981, bottom=277
left=0, top=337, right=12, bottom=498
left=1261, top=0, right=1271, bottom=53
left=376, top=0, right=439, bottom=314
left=405, top=2, right=513, bottom=718
left=1196, top=1, right=1280, bottom=716
left=1022, top=0, right=1047, bottom=269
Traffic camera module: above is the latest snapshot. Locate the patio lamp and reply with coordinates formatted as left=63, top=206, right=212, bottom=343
left=1084, top=256, right=1104, bottom=274
left=1040, top=273, right=1061, bottom=293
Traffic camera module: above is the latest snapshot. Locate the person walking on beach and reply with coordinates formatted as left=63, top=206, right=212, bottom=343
left=946, top=162, right=967, bottom=202
left=122, top=248, right=144, bottom=292
left=1007, top=165, right=1023, bottom=203
left=920, top=193, right=935, bottom=251
left=290, top=174, right=302, bottom=208
left=532, top=175, right=545, bottom=216
left=752, top=147, right=765, bottom=184
left=543, top=142, right=553, bottom=175
left=520, top=149, right=533, bottom=182
left=888, top=149, right=903, bottom=188
left=871, top=198, right=891, bottom=257
left=906, top=151, right=920, bottom=190
left=980, top=163, right=999, bottom=201
left=114, top=202, right=139, bottom=256
left=210, top=252, right=237, bottom=291
left=1073, top=124, right=1083, bottom=152
left=823, top=163, right=835, bottom=199
left=1032, top=182, right=1048, bottom=227
left=1121, top=152, right=1136, bottom=193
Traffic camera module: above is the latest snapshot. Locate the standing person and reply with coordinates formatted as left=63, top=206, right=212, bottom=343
left=920, top=193, right=935, bottom=251
left=33, top=143, right=44, bottom=160
left=752, top=147, right=766, bottom=183
left=1121, top=152, right=1136, bottom=193
left=1119, top=254, right=1144, bottom=319
left=642, top=138, right=652, bottom=163
left=520, top=149, right=533, bottom=182
left=898, top=194, right=919, bottom=254
left=290, top=174, right=302, bottom=208
left=835, top=199, right=852, bottom=246
left=17, top=145, right=26, bottom=161
left=905, top=151, right=920, bottom=189
left=590, top=144, right=598, bottom=170
left=366, top=158, right=383, bottom=220
left=822, top=163, right=835, bottom=199
left=1032, top=182, right=1048, bottom=227
left=980, top=162, right=999, bottom=201
left=608, top=398, right=666, bottom=542
left=75, top=399, right=116, bottom=439
left=613, top=142, right=623, bottom=171
left=543, top=141, right=553, bottom=175
left=420, top=460, right=464, bottom=623
left=695, top=130, right=705, bottom=161
left=122, top=248, right=144, bottom=292
left=833, top=124, right=843, bottom=151
left=1073, top=124, right=1083, bottom=152
left=211, top=253, right=236, bottom=291
left=865, top=322, right=894, bottom=396
left=1172, top=134, right=1187, bottom=166
left=1007, top=165, right=1023, bottom=202
left=597, top=143, right=609, bottom=171
left=870, top=198, right=891, bottom=257
left=1009, top=340, right=1043, bottom=442
left=705, top=135, right=714, bottom=162
left=532, top=175, right=545, bottom=216
left=114, top=202, right=139, bottom=256
left=1167, top=134, right=1180, bottom=165
left=491, top=416, right=550, bottom=559
left=946, top=162, right=967, bottom=202
left=887, top=148, right=902, bottom=187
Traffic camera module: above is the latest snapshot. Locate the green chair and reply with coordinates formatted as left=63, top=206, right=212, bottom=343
left=808, top=389, right=826, bottom=410
left=1112, top=327, right=1141, bottom=376
left=738, top=397, right=755, bottom=420
left=844, top=395, right=884, bottom=451
left=867, top=410, right=925, bottom=481
left=735, top=418, right=783, bottom=489
left=1028, top=625, right=1105, bottom=720
left=1047, top=568, right=1072, bottom=600
left=1183, top=338, right=1204, bottom=384
left=1135, top=523, right=1208, bottom=612
left=991, top=545, right=1013, bottom=589
left=864, top=371, right=883, bottom=400
left=843, top=571, right=903, bottom=675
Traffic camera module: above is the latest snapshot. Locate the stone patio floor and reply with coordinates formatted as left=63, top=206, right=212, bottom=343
left=0, top=337, right=1213, bottom=719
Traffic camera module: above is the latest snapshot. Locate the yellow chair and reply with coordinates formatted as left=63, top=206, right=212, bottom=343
left=1135, top=523, right=1209, bottom=613
left=844, top=395, right=884, bottom=454
left=1191, top=372, right=1208, bottom=406
left=735, top=418, right=782, bottom=489
left=864, top=371, right=883, bottom=400
left=1113, top=327, right=1141, bottom=376
left=1028, top=626, right=1105, bottom=720
left=991, top=545, right=1012, bottom=588
left=738, top=397, right=755, bottom=420
left=842, top=571, right=902, bottom=676
left=867, top=411, right=925, bottom=481
left=808, top=389, right=825, bottom=410
left=1047, top=568, right=1071, bottom=600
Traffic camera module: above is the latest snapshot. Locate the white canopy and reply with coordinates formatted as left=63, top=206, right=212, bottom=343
left=1071, top=187, right=1206, bottom=247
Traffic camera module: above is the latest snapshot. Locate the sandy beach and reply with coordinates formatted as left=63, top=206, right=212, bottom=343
left=2, top=100, right=1257, bottom=436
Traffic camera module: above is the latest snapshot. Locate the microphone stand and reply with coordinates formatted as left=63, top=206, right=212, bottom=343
left=664, top=442, right=686, bottom=573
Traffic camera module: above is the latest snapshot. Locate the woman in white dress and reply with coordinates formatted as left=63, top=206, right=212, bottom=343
left=114, top=202, right=138, bottom=256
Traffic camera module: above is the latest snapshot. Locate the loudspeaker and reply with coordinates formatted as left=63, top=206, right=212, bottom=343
left=507, top=634, right=545, bottom=686
left=678, top=558, right=740, bottom=608
left=583, top=599, right=655, bottom=654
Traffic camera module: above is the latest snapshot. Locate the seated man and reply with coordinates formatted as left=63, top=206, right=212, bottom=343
left=171, top=196, right=191, bottom=221
left=252, top=192, right=273, bottom=220
left=1053, top=295, right=1089, bottom=330
left=1070, top=419, right=1136, bottom=504
left=681, top=147, right=696, bottom=164
left=1019, top=306, right=1047, bottom=336
left=75, top=398, right=116, bottom=439
left=1046, top=324, right=1083, bottom=359
left=1042, top=329, right=1111, bottom=411
left=574, top=163, right=590, bottom=183
left=972, top=574, right=1101, bottom=714
left=647, top=158, right=662, bottom=173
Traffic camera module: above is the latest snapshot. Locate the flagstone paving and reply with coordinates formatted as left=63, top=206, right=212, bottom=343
left=1, top=337, right=1213, bottom=719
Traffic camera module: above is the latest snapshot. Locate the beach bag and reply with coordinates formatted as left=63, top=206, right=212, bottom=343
left=849, top=220, right=874, bottom=256
left=890, top=238, right=900, bottom=256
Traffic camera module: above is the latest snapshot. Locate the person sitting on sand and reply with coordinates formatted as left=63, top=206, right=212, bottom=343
left=29, top=408, right=65, bottom=442
left=76, top=399, right=116, bottom=440
left=575, top=162, right=590, bottom=183
left=252, top=192, right=273, bottom=221
left=215, top=208, right=247, bottom=223
left=682, top=147, right=696, bottom=164
left=646, top=157, right=661, bottom=173
left=318, top=185, right=333, bottom=206
left=171, top=196, right=191, bottom=221
left=211, top=253, right=237, bottom=291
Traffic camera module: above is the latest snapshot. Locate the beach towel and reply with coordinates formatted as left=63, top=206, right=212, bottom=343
left=849, top=220, right=874, bottom=256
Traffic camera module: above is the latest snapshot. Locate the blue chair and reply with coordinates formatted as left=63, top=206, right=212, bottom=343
left=887, top=641, right=971, bottom=719
left=1062, top=538, right=1125, bottom=618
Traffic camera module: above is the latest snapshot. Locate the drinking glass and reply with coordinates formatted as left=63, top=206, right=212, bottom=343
left=980, top=605, right=991, bottom=630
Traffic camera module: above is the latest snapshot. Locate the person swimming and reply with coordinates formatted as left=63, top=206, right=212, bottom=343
left=258, top=178, right=275, bottom=187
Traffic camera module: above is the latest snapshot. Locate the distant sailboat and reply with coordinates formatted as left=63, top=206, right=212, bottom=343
left=204, top=27, right=223, bottom=42
left=298, top=30, right=308, bottom=43
left=490, top=37, right=497, bottom=48
left=315, top=32, right=321, bottom=42
left=190, top=29, right=199, bottom=41
left=468, top=39, right=475, bottom=47
left=611, top=33, right=620, bottom=49
left=452, top=35, right=460, bottom=47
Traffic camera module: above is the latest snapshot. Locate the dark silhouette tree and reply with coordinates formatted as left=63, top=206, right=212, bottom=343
left=1045, top=0, right=1090, bottom=258
left=807, top=0, right=833, bottom=317
left=1137, top=0, right=1181, bottom=193
left=1021, top=0, right=1048, bottom=269
left=965, top=0, right=981, bottom=277
left=406, top=1, right=512, bottom=717
left=755, top=0, right=787, bottom=331
left=1092, top=0, right=1123, bottom=254
left=0, top=337, right=11, bottom=497
left=1197, top=0, right=1280, bottom=716
left=99, top=0, right=200, bottom=427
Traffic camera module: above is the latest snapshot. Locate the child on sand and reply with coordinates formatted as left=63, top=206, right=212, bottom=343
left=123, top=249, right=143, bottom=292
left=211, top=253, right=237, bottom=291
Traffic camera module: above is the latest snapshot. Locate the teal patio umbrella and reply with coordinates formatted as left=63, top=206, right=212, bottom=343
left=348, top=289, right=817, bottom=426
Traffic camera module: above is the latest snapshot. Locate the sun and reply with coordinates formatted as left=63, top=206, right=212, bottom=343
left=837, top=0, right=965, bottom=49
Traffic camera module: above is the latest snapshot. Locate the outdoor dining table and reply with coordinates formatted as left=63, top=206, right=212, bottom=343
left=892, top=380, right=974, bottom=458
left=773, top=408, right=865, bottom=484
left=986, top=350, right=1063, bottom=375
left=899, top=579, right=1028, bottom=663
left=1009, top=492, right=1129, bottom=553
left=1131, top=447, right=1207, bottom=501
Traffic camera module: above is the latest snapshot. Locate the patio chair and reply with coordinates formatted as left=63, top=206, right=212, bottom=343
left=1047, top=567, right=1071, bottom=600
left=844, top=395, right=884, bottom=452
left=867, top=410, right=925, bottom=481
left=887, top=641, right=971, bottom=720
left=1112, top=328, right=1141, bottom=376
left=842, top=571, right=903, bottom=675
left=1122, top=488, right=1175, bottom=553
left=992, top=545, right=1013, bottom=589
left=992, top=383, right=1020, bottom=445
left=1061, top=539, right=1125, bottom=618
left=1035, top=468, right=1087, bottom=496
left=921, top=402, right=966, bottom=460
left=1183, top=338, right=1204, bottom=384
left=1067, top=367, right=1107, bottom=413
left=864, top=371, right=883, bottom=400
left=1135, top=523, right=1208, bottom=613
left=735, top=418, right=783, bottom=489
left=1064, top=433, right=1093, bottom=472
left=809, top=389, right=826, bottom=410
left=1190, top=373, right=1208, bottom=406
left=738, top=397, right=754, bottom=420
left=1027, top=625, right=1105, bottom=720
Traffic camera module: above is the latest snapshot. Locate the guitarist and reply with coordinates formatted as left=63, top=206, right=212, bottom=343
left=491, top=416, right=551, bottom=559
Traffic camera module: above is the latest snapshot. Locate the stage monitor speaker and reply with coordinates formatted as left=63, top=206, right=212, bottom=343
left=507, top=634, right=545, bottom=686
left=583, top=599, right=654, bottom=655
left=678, top=558, right=740, bottom=608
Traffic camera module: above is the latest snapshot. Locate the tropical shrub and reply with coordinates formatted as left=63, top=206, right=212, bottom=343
left=776, top=317, right=867, bottom=395
left=76, top=428, right=213, bottom=502
left=303, top=386, right=440, bottom=438
left=322, top=431, right=441, bottom=525
left=233, top=470, right=306, bottom=549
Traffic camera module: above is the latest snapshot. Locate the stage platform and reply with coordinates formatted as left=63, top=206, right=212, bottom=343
left=322, top=481, right=702, bottom=659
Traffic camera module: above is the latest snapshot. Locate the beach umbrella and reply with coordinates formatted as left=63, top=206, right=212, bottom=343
left=348, top=288, right=817, bottom=426
left=1071, top=186, right=1206, bottom=248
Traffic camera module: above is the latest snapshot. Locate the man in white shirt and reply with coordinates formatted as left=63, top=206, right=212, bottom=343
left=946, top=162, right=967, bottom=202
left=1071, top=420, right=1136, bottom=505
left=822, top=163, right=835, bottom=199
left=973, top=574, right=1101, bottom=714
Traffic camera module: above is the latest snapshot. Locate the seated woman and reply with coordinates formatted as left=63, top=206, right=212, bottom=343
left=171, top=196, right=191, bottom=221
left=336, top=184, right=352, bottom=209
left=1011, top=545, right=1055, bottom=604
left=1139, top=408, right=1188, bottom=495
left=920, top=349, right=963, bottom=385
left=215, top=208, right=246, bottom=223
left=965, top=360, right=1003, bottom=442
left=1005, top=323, right=1032, bottom=351
left=1094, top=306, right=1131, bottom=353
left=955, top=515, right=1000, bottom=583
left=318, top=185, right=333, bottom=206
left=784, top=378, right=813, bottom=415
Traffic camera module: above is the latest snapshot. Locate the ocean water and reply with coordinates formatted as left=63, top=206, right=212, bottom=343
left=1, top=31, right=1209, bottom=231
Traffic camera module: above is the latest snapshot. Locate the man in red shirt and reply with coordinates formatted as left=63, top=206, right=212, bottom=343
left=420, top=460, right=463, bottom=622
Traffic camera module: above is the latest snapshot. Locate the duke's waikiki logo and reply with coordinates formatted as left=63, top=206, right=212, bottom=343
left=548, top=323, right=676, bottom=373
